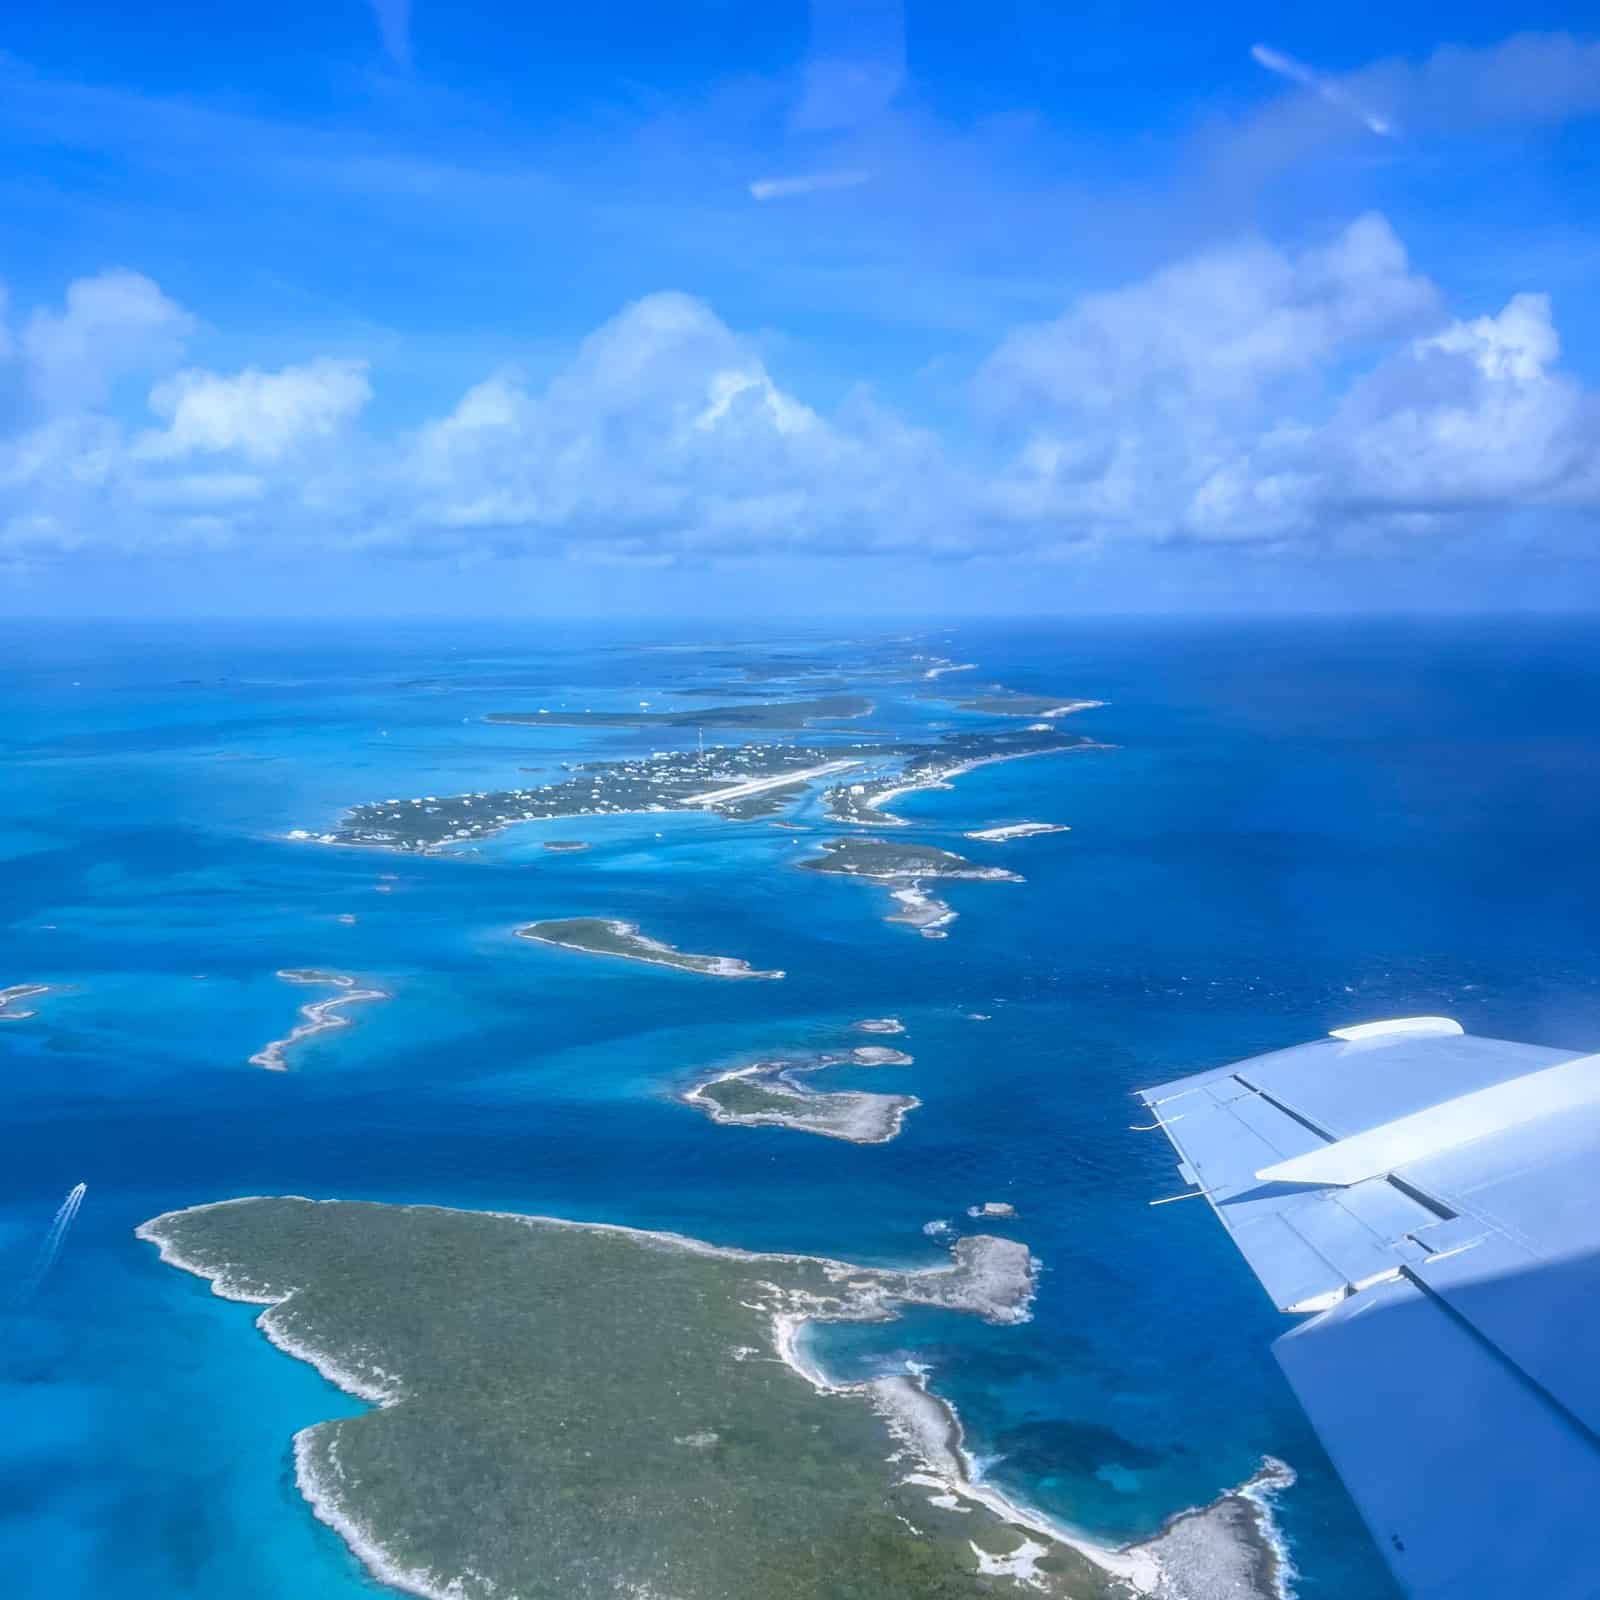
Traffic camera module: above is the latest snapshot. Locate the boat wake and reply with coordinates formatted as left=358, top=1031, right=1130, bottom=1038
left=17, top=1182, right=87, bottom=1304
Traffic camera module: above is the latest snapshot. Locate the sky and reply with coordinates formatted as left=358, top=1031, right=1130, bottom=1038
left=3, top=0, right=1600, bottom=616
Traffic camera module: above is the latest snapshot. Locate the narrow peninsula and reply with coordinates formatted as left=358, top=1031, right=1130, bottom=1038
left=516, top=918, right=783, bottom=979
left=249, top=970, right=389, bottom=1072
left=137, top=1198, right=1293, bottom=1600
left=823, top=728, right=1100, bottom=828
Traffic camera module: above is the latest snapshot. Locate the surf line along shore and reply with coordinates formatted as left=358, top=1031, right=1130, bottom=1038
left=135, top=1197, right=1295, bottom=1600
left=514, top=918, right=784, bottom=979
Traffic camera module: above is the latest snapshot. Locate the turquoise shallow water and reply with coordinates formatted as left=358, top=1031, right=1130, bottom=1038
left=4, top=616, right=1598, bottom=1598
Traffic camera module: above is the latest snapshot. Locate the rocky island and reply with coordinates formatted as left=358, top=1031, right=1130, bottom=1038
left=801, top=838, right=1024, bottom=883
left=0, top=982, right=53, bottom=1021
left=685, top=1058, right=920, bottom=1143
left=136, top=1197, right=1291, bottom=1600
left=800, top=838, right=1022, bottom=939
left=516, top=918, right=784, bottom=978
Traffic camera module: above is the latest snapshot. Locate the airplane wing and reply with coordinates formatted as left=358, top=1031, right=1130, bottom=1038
left=1138, top=1017, right=1600, bottom=1599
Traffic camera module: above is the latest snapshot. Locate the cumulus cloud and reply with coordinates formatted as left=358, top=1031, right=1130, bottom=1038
left=980, top=215, right=1442, bottom=542
left=21, top=269, right=194, bottom=413
left=2, top=229, right=1597, bottom=565
left=140, top=358, right=372, bottom=461
left=984, top=215, right=1434, bottom=417
left=1326, top=293, right=1588, bottom=510
left=398, top=291, right=946, bottom=558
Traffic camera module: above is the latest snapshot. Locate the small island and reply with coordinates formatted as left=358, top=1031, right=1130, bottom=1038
left=685, top=1060, right=920, bottom=1144
left=853, top=1015, right=905, bottom=1034
left=136, top=1197, right=1292, bottom=1600
left=0, top=982, right=52, bottom=1021
left=966, top=822, right=1071, bottom=842
left=800, top=838, right=1021, bottom=940
left=957, top=695, right=1105, bottom=719
left=249, top=970, right=389, bottom=1072
left=800, top=837, right=1024, bottom=883
left=516, top=918, right=783, bottom=979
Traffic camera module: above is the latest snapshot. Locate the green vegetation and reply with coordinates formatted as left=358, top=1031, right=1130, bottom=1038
left=327, top=725, right=1096, bottom=853
left=138, top=1198, right=1134, bottom=1600
left=800, top=837, right=1022, bottom=882
left=516, top=917, right=784, bottom=978
left=332, top=742, right=878, bottom=850
left=822, top=728, right=1096, bottom=826
left=687, top=1061, right=919, bottom=1143
left=957, top=695, right=1100, bottom=718
left=485, top=694, right=870, bottom=729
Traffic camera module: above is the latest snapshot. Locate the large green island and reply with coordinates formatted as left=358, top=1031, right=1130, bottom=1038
left=138, top=1198, right=1289, bottom=1600
left=321, top=727, right=1096, bottom=852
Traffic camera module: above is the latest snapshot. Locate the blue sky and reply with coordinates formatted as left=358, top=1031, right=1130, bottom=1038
left=3, top=1, right=1599, bottom=614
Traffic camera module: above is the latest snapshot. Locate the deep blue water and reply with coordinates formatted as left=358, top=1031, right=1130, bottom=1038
left=3, top=615, right=1598, bottom=1599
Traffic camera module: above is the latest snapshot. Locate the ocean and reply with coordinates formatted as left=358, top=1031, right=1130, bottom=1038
left=4, top=614, right=1597, bottom=1599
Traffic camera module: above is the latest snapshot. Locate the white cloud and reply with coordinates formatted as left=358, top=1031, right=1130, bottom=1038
left=980, top=215, right=1442, bottom=543
left=749, top=170, right=872, bottom=200
left=1219, top=33, right=1600, bottom=197
left=1326, top=293, right=1587, bottom=510
left=982, top=215, right=1435, bottom=419
left=141, top=359, right=372, bottom=461
left=3, top=230, right=1598, bottom=565
left=1250, top=44, right=1395, bottom=136
left=21, top=269, right=194, bottom=412
left=399, top=293, right=923, bottom=556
